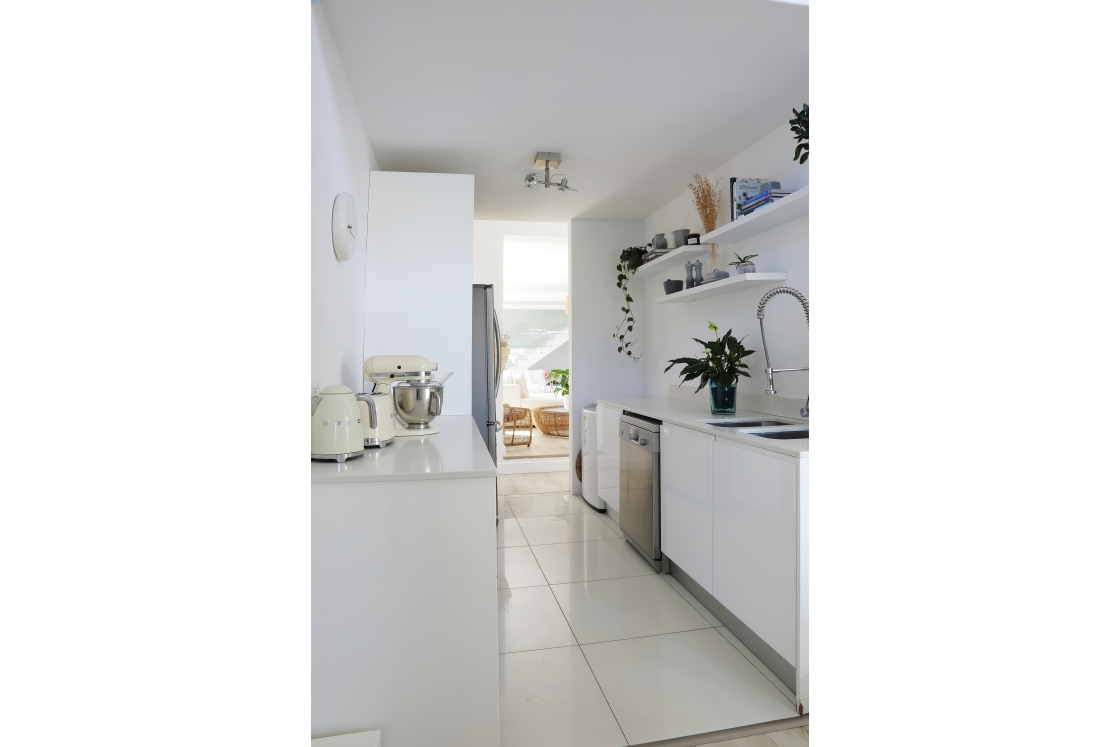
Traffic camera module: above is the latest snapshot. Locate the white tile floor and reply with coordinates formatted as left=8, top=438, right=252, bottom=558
left=496, top=489, right=799, bottom=747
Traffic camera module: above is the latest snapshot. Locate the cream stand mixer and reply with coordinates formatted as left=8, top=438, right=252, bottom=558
left=362, top=355, right=449, bottom=437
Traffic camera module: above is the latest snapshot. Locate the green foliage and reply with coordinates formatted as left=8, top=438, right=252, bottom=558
left=664, top=322, right=755, bottom=392
left=729, top=253, right=758, bottom=267
left=546, top=368, right=570, bottom=396
left=790, top=104, right=809, bottom=164
left=613, top=243, right=650, bottom=360
left=619, top=246, right=646, bottom=273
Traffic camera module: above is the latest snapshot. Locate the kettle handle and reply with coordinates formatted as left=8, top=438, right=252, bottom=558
left=355, top=393, right=377, bottom=429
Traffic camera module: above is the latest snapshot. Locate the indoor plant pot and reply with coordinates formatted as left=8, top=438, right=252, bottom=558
left=709, top=380, right=737, bottom=414
left=730, top=253, right=758, bottom=275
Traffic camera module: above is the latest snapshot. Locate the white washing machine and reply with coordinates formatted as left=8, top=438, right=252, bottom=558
left=581, top=404, right=605, bottom=511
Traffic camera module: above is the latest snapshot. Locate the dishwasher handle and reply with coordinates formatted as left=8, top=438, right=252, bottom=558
left=619, top=424, right=660, bottom=453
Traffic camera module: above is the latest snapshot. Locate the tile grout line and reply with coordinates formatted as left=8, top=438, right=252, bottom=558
left=544, top=576, right=631, bottom=746
left=498, top=642, right=581, bottom=657
left=575, top=641, right=631, bottom=746
left=527, top=538, right=656, bottom=587
left=567, top=624, right=717, bottom=649
left=658, top=575, right=794, bottom=705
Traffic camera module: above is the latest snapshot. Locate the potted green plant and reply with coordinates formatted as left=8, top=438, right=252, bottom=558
left=664, top=322, right=754, bottom=414
left=790, top=104, right=808, bottom=163
left=729, top=253, right=758, bottom=275
left=546, top=368, right=570, bottom=410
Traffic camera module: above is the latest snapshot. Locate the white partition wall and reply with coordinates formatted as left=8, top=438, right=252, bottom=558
left=365, top=172, right=475, bottom=413
left=569, top=220, right=648, bottom=492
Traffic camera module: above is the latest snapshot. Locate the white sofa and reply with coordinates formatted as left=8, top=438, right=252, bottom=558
left=502, top=368, right=565, bottom=411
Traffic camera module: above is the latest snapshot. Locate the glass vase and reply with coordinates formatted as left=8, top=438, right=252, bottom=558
left=709, top=380, right=737, bottom=414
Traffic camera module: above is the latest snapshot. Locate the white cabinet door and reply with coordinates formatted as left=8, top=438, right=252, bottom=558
left=712, top=438, right=798, bottom=666
left=660, top=424, right=714, bottom=592
left=596, top=405, right=621, bottom=512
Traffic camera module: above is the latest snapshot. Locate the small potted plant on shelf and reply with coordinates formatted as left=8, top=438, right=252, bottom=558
left=546, top=368, right=570, bottom=410
left=664, top=322, right=754, bottom=414
left=729, top=253, right=758, bottom=274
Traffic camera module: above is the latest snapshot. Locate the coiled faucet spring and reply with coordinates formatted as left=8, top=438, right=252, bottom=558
left=757, top=286, right=809, bottom=324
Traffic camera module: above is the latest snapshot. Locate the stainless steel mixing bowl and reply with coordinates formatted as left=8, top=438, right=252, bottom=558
left=390, top=379, right=444, bottom=429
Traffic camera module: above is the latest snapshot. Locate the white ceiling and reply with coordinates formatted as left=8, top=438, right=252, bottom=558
left=322, top=1, right=808, bottom=222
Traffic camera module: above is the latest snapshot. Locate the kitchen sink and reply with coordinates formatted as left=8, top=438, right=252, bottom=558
left=701, top=419, right=791, bottom=428
left=749, top=429, right=809, bottom=440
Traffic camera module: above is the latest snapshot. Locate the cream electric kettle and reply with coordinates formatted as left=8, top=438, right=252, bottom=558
left=311, top=385, right=365, bottom=462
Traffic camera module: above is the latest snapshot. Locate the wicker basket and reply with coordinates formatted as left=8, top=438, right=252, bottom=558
left=533, top=406, right=569, bottom=438
left=503, top=405, right=532, bottom=447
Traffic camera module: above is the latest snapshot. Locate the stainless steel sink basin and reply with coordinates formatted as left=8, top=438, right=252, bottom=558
left=750, top=429, right=809, bottom=440
left=701, top=419, right=791, bottom=428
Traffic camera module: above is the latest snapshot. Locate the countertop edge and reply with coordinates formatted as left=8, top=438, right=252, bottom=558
left=596, top=398, right=809, bottom=458
left=311, top=469, right=497, bottom=485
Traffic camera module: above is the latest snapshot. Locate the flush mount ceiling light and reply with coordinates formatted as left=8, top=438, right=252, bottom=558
left=523, top=152, right=577, bottom=192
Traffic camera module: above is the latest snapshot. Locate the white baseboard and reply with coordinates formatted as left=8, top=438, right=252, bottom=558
left=497, top=457, right=569, bottom=474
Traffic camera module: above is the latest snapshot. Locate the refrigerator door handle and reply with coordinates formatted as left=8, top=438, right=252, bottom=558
left=492, top=311, right=502, bottom=398
left=493, top=310, right=503, bottom=432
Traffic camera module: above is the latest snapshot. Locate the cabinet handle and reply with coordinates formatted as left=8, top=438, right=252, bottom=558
left=639, top=438, right=647, bottom=446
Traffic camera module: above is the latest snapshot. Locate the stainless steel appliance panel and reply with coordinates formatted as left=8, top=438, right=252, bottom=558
left=619, top=413, right=662, bottom=570
left=471, top=284, right=499, bottom=463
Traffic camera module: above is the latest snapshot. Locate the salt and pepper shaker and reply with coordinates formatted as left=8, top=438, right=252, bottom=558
left=684, top=261, right=700, bottom=289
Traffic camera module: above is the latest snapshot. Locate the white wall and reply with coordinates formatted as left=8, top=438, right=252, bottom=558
left=640, top=124, right=810, bottom=402
left=471, top=232, right=503, bottom=328
left=366, top=172, right=475, bottom=415
left=310, top=3, right=377, bottom=394
left=569, top=220, right=648, bottom=492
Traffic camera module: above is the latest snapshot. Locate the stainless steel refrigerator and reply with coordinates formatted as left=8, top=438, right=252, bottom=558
left=471, top=284, right=501, bottom=464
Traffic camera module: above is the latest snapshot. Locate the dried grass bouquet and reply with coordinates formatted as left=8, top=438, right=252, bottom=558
left=688, top=174, right=721, bottom=235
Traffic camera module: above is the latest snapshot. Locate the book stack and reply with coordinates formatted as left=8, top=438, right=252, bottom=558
left=642, top=247, right=672, bottom=262
left=732, top=178, right=790, bottom=220
left=736, top=188, right=791, bottom=218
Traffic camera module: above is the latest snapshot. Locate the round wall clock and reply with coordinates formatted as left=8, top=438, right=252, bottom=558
left=332, top=193, right=358, bottom=261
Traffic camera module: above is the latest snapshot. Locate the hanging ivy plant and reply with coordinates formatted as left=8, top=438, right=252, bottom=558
left=613, top=244, right=649, bottom=359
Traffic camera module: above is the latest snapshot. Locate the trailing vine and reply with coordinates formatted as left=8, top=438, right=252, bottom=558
left=613, top=244, right=648, bottom=359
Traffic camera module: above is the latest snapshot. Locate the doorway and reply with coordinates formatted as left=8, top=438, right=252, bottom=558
left=471, top=220, right=570, bottom=474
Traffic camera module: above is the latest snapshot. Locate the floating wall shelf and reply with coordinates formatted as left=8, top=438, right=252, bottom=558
left=655, top=272, right=787, bottom=304
left=631, top=246, right=710, bottom=279
left=699, top=185, right=809, bottom=245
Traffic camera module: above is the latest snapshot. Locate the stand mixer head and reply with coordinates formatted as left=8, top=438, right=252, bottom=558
left=362, top=355, right=443, bottom=436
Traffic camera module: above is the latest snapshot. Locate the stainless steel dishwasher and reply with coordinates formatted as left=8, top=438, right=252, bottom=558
left=619, top=413, right=663, bottom=572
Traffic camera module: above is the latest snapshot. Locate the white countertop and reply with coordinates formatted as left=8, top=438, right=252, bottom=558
left=310, top=415, right=497, bottom=484
left=596, top=397, right=809, bottom=458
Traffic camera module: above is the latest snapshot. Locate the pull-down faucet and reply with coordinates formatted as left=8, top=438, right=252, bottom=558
left=756, top=286, right=809, bottom=418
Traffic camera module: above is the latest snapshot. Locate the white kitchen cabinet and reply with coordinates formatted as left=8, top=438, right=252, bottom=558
left=660, top=423, right=715, bottom=592
left=596, top=403, right=621, bottom=512
left=712, top=438, right=798, bottom=667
